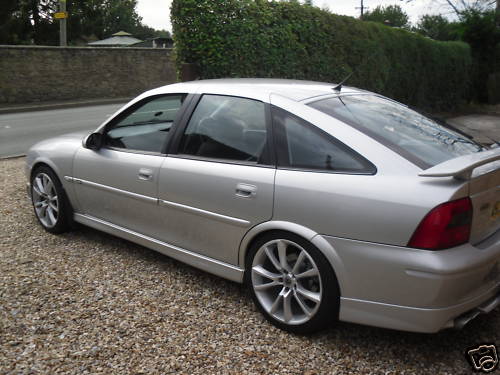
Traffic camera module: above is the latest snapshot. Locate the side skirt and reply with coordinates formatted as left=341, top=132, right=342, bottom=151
left=73, top=213, right=245, bottom=283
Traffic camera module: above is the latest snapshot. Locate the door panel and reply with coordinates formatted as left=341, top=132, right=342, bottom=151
left=73, top=147, right=163, bottom=237
left=72, top=93, right=188, bottom=237
left=157, top=157, right=275, bottom=264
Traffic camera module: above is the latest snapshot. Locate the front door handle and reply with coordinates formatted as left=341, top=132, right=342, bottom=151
left=236, top=183, right=257, bottom=198
left=138, top=168, right=153, bottom=181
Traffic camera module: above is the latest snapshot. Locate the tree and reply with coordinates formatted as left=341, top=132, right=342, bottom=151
left=409, top=0, right=498, bottom=103
left=363, top=5, right=410, bottom=29
left=0, top=0, right=26, bottom=44
left=1, top=0, right=167, bottom=45
left=0, top=0, right=58, bottom=45
left=495, top=0, right=500, bottom=29
left=456, top=9, right=500, bottom=101
left=496, top=0, right=499, bottom=28
left=67, top=0, right=144, bottom=42
left=403, top=0, right=495, bottom=18
left=414, top=14, right=459, bottom=40
left=438, top=0, right=495, bottom=16
left=155, top=29, right=172, bottom=39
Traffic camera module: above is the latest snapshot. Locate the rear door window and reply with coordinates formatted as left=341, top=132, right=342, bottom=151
left=308, top=95, right=483, bottom=168
left=177, top=95, right=269, bottom=163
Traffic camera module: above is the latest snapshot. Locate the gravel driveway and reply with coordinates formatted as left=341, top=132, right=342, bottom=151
left=1, top=157, right=498, bottom=375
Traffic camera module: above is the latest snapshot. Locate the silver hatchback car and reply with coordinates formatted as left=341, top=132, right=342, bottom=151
left=26, top=79, right=500, bottom=334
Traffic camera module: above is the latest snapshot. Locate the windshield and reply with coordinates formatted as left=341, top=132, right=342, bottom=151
left=308, top=95, right=483, bottom=168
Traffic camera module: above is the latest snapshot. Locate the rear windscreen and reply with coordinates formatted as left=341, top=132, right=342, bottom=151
left=308, top=95, right=484, bottom=168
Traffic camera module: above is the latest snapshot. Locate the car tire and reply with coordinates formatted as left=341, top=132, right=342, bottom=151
left=31, top=166, right=71, bottom=234
left=245, top=231, right=340, bottom=334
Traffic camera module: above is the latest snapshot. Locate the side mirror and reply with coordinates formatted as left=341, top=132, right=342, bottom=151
left=84, top=132, right=104, bottom=150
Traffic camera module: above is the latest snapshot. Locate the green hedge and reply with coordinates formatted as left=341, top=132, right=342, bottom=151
left=171, top=0, right=472, bottom=110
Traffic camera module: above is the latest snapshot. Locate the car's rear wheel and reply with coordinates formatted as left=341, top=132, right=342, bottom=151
left=31, top=166, right=71, bottom=234
left=246, top=231, right=340, bottom=334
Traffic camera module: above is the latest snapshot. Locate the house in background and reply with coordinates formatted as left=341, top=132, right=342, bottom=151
left=87, top=31, right=142, bottom=47
left=132, top=37, right=173, bottom=49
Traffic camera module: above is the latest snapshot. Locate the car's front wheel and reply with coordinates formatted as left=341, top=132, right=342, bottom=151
left=246, top=231, right=340, bottom=334
left=31, top=166, right=71, bottom=234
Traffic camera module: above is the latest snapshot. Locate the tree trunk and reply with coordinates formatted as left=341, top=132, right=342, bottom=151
left=496, top=0, right=499, bottom=28
left=31, top=0, right=40, bottom=44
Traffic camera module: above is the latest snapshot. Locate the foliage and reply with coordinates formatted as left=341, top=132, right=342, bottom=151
left=0, top=0, right=58, bottom=45
left=363, top=5, right=410, bottom=29
left=171, top=0, right=472, bottom=110
left=413, top=7, right=499, bottom=102
left=0, top=0, right=21, bottom=44
left=155, top=30, right=173, bottom=39
left=0, top=0, right=166, bottom=45
left=457, top=10, right=500, bottom=101
left=67, top=0, right=144, bottom=42
left=414, top=15, right=460, bottom=41
left=458, top=9, right=498, bottom=48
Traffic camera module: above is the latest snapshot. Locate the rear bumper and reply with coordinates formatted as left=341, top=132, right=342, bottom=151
left=339, top=286, right=500, bottom=333
left=321, top=230, right=500, bottom=333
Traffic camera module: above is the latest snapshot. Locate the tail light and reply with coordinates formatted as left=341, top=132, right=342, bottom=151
left=408, top=198, right=473, bottom=250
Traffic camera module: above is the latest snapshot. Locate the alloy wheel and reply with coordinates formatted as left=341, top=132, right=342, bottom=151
left=251, top=239, right=323, bottom=325
left=32, top=172, right=59, bottom=228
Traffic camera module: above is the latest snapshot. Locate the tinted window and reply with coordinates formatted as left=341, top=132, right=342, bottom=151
left=178, top=95, right=268, bottom=163
left=309, top=95, right=483, bottom=168
left=273, top=107, right=374, bottom=173
left=105, top=95, right=185, bottom=153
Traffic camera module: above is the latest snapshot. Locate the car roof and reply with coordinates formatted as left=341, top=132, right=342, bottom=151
left=145, top=78, right=364, bottom=103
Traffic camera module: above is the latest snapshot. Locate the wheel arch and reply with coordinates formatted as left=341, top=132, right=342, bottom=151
left=238, top=221, right=347, bottom=295
left=30, top=159, right=76, bottom=222
left=30, top=157, right=63, bottom=181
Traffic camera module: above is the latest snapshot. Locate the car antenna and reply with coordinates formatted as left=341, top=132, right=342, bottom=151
left=333, top=48, right=381, bottom=92
left=333, top=71, right=354, bottom=92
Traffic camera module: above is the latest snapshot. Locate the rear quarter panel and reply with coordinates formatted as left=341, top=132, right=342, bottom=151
left=270, top=94, right=469, bottom=245
left=273, top=171, right=468, bottom=246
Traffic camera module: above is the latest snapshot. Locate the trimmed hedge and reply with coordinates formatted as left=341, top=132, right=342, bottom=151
left=171, top=0, right=472, bottom=110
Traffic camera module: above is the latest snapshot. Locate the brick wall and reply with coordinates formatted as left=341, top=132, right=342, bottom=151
left=0, top=45, right=176, bottom=104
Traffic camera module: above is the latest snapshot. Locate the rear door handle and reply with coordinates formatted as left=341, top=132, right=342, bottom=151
left=138, top=168, right=153, bottom=181
left=236, top=183, right=257, bottom=198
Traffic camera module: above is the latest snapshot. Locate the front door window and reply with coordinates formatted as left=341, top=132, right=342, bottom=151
left=105, top=95, right=185, bottom=153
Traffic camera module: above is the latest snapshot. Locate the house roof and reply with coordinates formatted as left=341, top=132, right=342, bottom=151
left=112, top=31, right=133, bottom=36
left=87, top=31, right=142, bottom=46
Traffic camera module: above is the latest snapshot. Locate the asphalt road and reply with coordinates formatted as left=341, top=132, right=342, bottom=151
left=0, top=103, right=125, bottom=158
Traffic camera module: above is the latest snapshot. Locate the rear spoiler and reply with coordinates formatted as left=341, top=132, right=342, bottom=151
left=419, top=148, right=500, bottom=180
